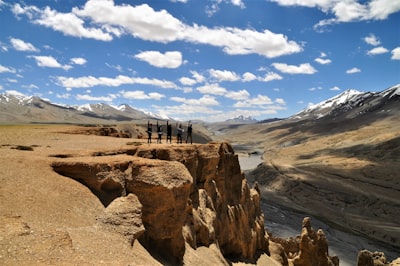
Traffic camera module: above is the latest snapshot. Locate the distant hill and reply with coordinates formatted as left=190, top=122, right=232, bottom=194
left=225, top=115, right=258, bottom=124
left=0, top=91, right=157, bottom=124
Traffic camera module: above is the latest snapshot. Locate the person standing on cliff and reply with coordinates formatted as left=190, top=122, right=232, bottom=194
left=156, top=121, right=162, bottom=143
left=177, top=123, right=183, bottom=144
left=147, top=121, right=152, bottom=144
left=166, top=121, right=172, bottom=144
left=186, top=123, right=193, bottom=144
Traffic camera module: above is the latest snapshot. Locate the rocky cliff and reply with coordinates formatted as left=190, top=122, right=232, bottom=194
left=52, top=142, right=269, bottom=264
left=50, top=141, right=348, bottom=265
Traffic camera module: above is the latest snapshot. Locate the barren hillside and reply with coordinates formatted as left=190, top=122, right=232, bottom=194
left=210, top=111, right=400, bottom=262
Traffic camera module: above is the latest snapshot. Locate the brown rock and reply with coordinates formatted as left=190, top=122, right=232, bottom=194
left=97, top=193, right=145, bottom=245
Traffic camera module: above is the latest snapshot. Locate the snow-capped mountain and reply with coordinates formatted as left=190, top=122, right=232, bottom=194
left=292, top=84, right=400, bottom=121
left=0, top=92, right=156, bottom=123
left=225, top=115, right=258, bottom=124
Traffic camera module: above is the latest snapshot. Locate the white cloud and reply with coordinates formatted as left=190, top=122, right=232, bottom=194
left=56, top=75, right=176, bottom=89
left=10, top=38, right=39, bottom=52
left=234, top=94, right=274, bottom=107
left=367, top=46, right=389, bottom=55
left=314, top=57, right=331, bottom=64
left=259, top=72, right=283, bottom=82
left=76, top=94, right=115, bottom=102
left=363, top=33, right=380, bottom=46
left=120, top=90, right=165, bottom=100
left=0, top=64, right=16, bottom=73
left=391, top=47, right=400, bottom=60
left=275, top=98, right=286, bottom=105
left=272, top=0, right=400, bottom=30
left=13, top=1, right=302, bottom=58
left=12, top=3, right=113, bottom=41
left=134, top=51, right=182, bottom=69
left=70, top=57, right=87, bottom=65
left=74, top=1, right=184, bottom=43
left=190, top=71, right=206, bottom=83
left=271, top=62, right=317, bottom=74
left=197, top=83, right=227, bottom=95
left=179, top=77, right=197, bottom=86
left=330, top=86, right=340, bottom=91
left=242, top=72, right=257, bottom=82
left=225, top=89, right=250, bottom=100
left=346, top=67, right=361, bottom=74
left=209, top=69, right=240, bottom=82
left=29, top=55, right=72, bottom=70
left=5, top=90, right=27, bottom=97
left=170, top=95, right=219, bottom=106
left=184, top=25, right=303, bottom=58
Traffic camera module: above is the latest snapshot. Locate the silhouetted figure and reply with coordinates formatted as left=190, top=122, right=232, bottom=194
left=177, top=124, right=183, bottom=144
left=147, top=121, right=152, bottom=144
left=157, top=123, right=162, bottom=143
left=186, top=123, right=192, bottom=144
left=166, top=121, right=172, bottom=144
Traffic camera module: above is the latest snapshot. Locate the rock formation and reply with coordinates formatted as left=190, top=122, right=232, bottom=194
left=270, top=217, right=339, bottom=266
left=52, top=142, right=268, bottom=263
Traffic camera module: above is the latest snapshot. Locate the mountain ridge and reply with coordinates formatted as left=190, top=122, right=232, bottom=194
left=1, top=84, right=399, bottom=124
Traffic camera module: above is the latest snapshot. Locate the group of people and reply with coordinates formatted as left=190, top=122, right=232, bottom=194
left=146, top=121, right=193, bottom=144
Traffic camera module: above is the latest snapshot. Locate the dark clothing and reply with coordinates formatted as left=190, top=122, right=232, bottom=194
left=147, top=125, right=152, bottom=143
left=166, top=124, right=172, bottom=143
left=157, top=125, right=162, bottom=143
left=186, top=124, right=192, bottom=144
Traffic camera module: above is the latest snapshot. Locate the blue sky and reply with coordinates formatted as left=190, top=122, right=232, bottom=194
left=0, top=0, right=399, bottom=121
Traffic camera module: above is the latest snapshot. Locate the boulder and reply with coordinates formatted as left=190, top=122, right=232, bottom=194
left=97, top=193, right=145, bottom=245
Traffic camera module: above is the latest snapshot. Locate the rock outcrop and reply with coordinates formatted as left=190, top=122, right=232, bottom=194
left=52, top=142, right=268, bottom=263
left=270, top=217, right=339, bottom=266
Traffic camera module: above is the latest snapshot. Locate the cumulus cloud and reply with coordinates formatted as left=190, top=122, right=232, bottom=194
left=170, top=95, right=219, bottom=106
left=363, top=33, right=380, bottom=46
left=314, top=52, right=331, bottom=65
left=367, top=46, right=389, bottom=55
left=271, top=0, right=400, bottom=30
left=70, top=57, right=87, bottom=65
left=234, top=94, right=274, bottom=107
left=0, top=64, right=16, bottom=73
left=12, top=1, right=302, bottom=58
left=56, top=75, right=177, bottom=89
left=346, top=67, right=361, bottom=74
left=12, top=3, right=113, bottom=41
left=10, top=38, right=39, bottom=52
left=391, top=47, right=400, bottom=60
left=242, top=72, right=257, bottom=82
left=134, top=51, right=183, bottom=68
left=197, top=83, right=227, bottom=95
left=259, top=72, right=283, bottom=81
left=271, top=62, right=317, bottom=74
left=29, top=55, right=72, bottom=70
left=179, top=77, right=197, bottom=86
left=209, top=69, right=240, bottom=82
left=120, top=90, right=165, bottom=100
left=184, top=25, right=303, bottom=58
left=330, top=86, right=340, bottom=91
left=225, top=89, right=250, bottom=100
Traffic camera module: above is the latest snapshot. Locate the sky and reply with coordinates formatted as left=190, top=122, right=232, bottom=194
left=0, top=0, right=399, bottom=122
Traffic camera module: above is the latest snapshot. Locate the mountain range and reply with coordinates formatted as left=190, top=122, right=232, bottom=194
left=0, top=84, right=399, bottom=124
